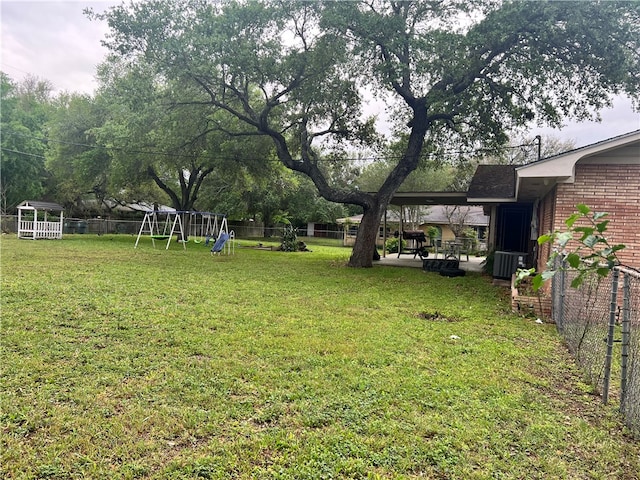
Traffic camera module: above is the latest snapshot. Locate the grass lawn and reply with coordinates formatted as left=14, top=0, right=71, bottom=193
left=1, top=234, right=638, bottom=479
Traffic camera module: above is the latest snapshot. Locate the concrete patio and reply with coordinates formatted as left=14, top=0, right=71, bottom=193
left=375, top=253, right=486, bottom=273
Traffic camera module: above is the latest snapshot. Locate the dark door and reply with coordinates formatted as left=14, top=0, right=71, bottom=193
left=495, top=204, right=532, bottom=252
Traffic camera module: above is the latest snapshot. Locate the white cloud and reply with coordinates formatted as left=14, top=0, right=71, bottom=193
left=530, top=96, right=640, bottom=148
left=1, top=1, right=116, bottom=94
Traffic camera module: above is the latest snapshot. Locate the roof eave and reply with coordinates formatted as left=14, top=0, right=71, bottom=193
left=516, top=130, right=640, bottom=180
left=466, top=197, right=517, bottom=204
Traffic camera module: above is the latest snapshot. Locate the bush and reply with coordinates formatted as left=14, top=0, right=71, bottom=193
left=385, top=237, right=406, bottom=254
left=280, top=224, right=299, bottom=251
left=481, top=250, right=495, bottom=275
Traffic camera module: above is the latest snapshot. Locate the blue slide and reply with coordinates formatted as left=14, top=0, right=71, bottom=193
left=210, top=232, right=230, bottom=254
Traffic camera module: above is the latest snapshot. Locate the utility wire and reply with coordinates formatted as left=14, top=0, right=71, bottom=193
left=0, top=147, right=46, bottom=159
left=3, top=129, right=538, bottom=164
left=3, top=129, right=202, bottom=161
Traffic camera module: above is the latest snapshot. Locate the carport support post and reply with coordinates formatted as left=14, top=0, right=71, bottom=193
left=603, top=269, right=619, bottom=405
left=383, top=211, right=387, bottom=258
left=397, top=205, right=404, bottom=259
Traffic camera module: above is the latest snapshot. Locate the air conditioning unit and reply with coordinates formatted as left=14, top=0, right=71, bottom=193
left=493, top=251, right=527, bottom=279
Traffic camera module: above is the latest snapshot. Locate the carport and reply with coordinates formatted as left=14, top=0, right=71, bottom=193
left=382, top=191, right=470, bottom=259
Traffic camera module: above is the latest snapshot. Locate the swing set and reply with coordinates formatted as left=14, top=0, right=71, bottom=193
left=134, top=210, right=234, bottom=253
left=134, top=210, right=186, bottom=249
left=189, top=212, right=217, bottom=244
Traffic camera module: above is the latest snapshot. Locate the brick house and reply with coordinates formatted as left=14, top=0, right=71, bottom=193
left=468, top=130, right=640, bottom=273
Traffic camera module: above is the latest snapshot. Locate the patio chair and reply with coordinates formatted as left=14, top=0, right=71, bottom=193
left=458, top=238, right=471, bottom=262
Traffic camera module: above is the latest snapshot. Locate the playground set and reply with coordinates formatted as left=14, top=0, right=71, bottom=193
left=134, top=210, right=234, bottom=255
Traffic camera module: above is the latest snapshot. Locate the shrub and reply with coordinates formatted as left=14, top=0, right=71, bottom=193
left=280, top=224, right=299, bottom=251
left=385, top=236, right=406, bottom=254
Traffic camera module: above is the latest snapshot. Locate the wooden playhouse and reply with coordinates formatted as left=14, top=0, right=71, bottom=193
left=17, top=200, right=64, bottom=239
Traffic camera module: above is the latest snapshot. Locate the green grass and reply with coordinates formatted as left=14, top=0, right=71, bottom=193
left=1, top=234, right=638, bottom=479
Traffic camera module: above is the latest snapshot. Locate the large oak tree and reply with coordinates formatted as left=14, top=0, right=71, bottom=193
left=95, top=0, right=640, bottom=267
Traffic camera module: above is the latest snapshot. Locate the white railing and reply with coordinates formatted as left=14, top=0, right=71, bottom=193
left=18, top=220, right=63, bottom=239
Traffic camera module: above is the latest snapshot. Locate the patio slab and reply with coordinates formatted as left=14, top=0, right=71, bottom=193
left=376, top=254, right=486, bottom=273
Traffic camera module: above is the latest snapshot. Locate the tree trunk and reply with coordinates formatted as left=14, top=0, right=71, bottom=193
left=347, top=101, right=429, bottom=267
left=348, top=205, right=385, bottom=268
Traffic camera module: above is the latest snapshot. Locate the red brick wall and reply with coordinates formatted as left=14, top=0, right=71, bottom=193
left=553, top=163, right=640, bottom=269
left=537, top=187, right=556, bottom=274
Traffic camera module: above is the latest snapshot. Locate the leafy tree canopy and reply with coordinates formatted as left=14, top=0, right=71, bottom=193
left=45, top=92, right=113, bottom=214
left=91, top=59, right=276, bottom=213
left=1, top=73, right=53, bottom=213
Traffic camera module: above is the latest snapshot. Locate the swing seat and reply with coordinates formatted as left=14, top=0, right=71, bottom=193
left=150, top=235, right=171, bottom=240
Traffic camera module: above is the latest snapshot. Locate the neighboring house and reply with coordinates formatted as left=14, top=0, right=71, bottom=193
left=419, top=205, right=489, bottom=245
left=103, top=200, right=176, bottom=214
left=305, top=222, right=342, bottom=239
left=336, top=211, right=400, bottom=247
left=337, top=205, right=489, bottom=248
left=467, top=130, right=640, bottom=272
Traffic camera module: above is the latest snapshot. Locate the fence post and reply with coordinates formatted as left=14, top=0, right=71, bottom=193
left=620, top=271, right=630, bottom=411
left=557, top=259, right=567, bottom=333
left=603, top=269, right=620, bottom=405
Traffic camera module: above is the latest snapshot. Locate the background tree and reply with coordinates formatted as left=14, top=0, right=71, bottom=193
left=93, top=62, right=275, bottom=221
left=0, top=73, right=52, bottom=213
left=94, top=65, right=209, bottom=212
left=95, top=0, right=640, bottom=266
left=285, top=175, right=349, bottom=229
left=45, top=92, right=113, bottom=215
left=241, top=162, right=297, bottom=237
left=443, top=205, right=473, bottom=239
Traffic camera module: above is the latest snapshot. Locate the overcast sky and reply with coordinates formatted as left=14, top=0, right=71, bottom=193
left=2, top=0, right=639, bottom=148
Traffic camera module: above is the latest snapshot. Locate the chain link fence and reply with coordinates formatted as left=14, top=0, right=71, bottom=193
left=1, top=215, right=345, bottom=246
left=1, top=215, right=141, bottom=235
left=620, top=269, right=640, bottom=438
left=551, top=262, right=640, bottom=438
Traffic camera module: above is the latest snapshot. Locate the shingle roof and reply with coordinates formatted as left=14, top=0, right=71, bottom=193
left=467, top=165, right=516, bottom=199
left=17, top=200, right=64, bottom=211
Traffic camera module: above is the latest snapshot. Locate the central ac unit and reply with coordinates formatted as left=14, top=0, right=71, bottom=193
left=493, top=251, right=527, bottom=279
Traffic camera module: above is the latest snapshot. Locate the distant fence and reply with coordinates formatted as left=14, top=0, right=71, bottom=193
left=2, top=216, right=141, bottom=236
left=1, top=215, right=344, bottom=245
left=551, top=262, right=640, bottom=438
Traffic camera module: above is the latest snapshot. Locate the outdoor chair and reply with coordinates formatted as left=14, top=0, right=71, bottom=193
left=457, top=238, right=472, bottom=262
